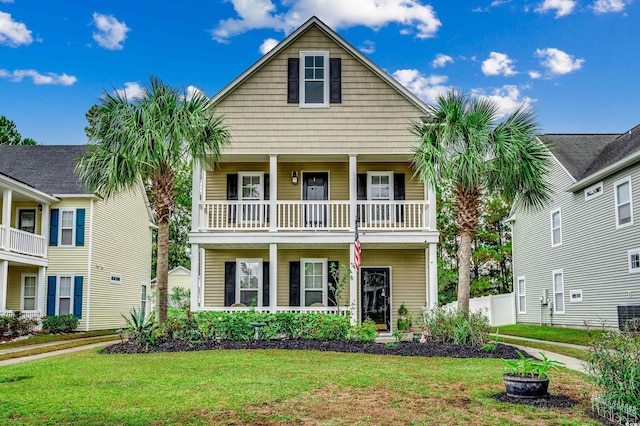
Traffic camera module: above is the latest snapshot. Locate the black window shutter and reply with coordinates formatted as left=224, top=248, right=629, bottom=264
left=227, top=174, right=238, bottom=224
left=263, top=174, right=270, bottom=200
left=329, top=58, right=341, bottom=104
left=263, top=262, right=270, bottom=307
left=328, top=261, right=339, bottom=306
left=289, top=261, right=300, bottom=306
left=394, top=173, right=405, bottom=222
left=224, top=262, right=236, bottom=306
left=287, top=58, right=299, bottom=103
left=357, top=174, right=367, bottom=200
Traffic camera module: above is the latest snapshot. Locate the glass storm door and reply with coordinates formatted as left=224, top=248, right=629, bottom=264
left=360, top=267, right=391, bottom=331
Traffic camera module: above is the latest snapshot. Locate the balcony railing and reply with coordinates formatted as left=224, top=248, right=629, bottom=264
left=198, top=200, right=430, bottom=232
left=197, top=306, right=352, bottom=317
left=0, top=225, right=46, bottom=258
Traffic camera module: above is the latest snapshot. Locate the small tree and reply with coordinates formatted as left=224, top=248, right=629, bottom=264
left=329, top=263, right=353, bottom=315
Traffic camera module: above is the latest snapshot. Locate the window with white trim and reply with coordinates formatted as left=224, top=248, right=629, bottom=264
left=140, top=283, right=148, bottom=318
left=551, top=209, right=562, bottom=247
left=300, top=51, right=329, bottom=107
left=570, top=290, right=583, bottom=303
left=236, top=259, right=262, bottom=306
left=57, top=275, right=74, bottom=315
left=301, top=258, right=327, bottom=306
left=368, top=172, right=394, bottom=223
left=552, top=269, right=564, bottom=314
left=21, top=274, right=37, bottom=311
left=629, top=249, right=640, bottom=273
left=584, top=182, right=603, bottom=201
left=18, top=209, right=36, bottom=233
left=239, top=172, right=263, bottom=223
left=517, top=276, right=526, bottom=314
left=615, top=177, right=633, bottom=228
left=59, top=209, right=75, bottom=246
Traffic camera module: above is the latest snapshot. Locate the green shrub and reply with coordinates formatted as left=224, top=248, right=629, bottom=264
left=42, top=314, right=78, bottom=334
left=123, top=308, right=157, bottom=349
left=349, top=318, right=378, bottom=343
left=0, top=312, right=38, bottom=339
left=421, top=307, right=490, bottom=346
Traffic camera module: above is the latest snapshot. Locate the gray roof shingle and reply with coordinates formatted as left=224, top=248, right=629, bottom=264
left=0, top=145, right=89, bottom=195
left=580, top=124, right=640, bottom=179
left=538, top=134, right=619, bottom=179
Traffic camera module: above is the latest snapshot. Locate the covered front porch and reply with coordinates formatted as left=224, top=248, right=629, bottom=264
left=0, top=260, right=46, bottom=321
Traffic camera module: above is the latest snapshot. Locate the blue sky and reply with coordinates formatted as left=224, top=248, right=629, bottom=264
left=0, top=0, right=637, bottom=145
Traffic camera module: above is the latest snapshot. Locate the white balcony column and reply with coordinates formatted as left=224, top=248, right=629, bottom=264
left=37, top=266, right=46, bottom=315
left=349, top=154, right=357, bottom=232
left=191, top=159, right=202, bottom=231
left=427, top=183, right=436, bottom=231
left=40, top=203, right=49, bottom=257
left=427, top=243, right=438, bottom=308
left=2, top=188, right=12, bottom=249
left=349, top=242, right=357, bottom=325
left=190, top=243, right=200, bottom=311
left=0, top=260, right=7, bottom=313
left=199, top=248, right=205, bottom=308
left=269, top=243, right=277, bottom=312
left=269, top=155, right=278, bottom=232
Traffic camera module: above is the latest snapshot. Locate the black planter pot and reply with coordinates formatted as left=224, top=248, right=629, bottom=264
left=503, top=374, right=549, bottom=399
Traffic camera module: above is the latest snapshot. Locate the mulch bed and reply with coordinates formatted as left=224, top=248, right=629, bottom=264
left=490, top=392, right=580, bottom=409
left=103, top=338, right=526, bottom=359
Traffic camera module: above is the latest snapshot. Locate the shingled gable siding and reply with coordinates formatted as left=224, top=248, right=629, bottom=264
left=214, top=27, right=424, bottom=155
left=513, top=160, right=640, bottom=329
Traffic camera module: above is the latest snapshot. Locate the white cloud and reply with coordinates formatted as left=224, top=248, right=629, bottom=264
left=359, top=40, right=375, bottom=54
left=432, top=53, right=453, bottom=68
left=185, top=85, right=205, bottom=101
left=535, top=47, right=584, bottom=75
left=259, top=38, right=279, bottom=54
left=529, top=70, right=542, bottom=79
left=473, top=0, right=511, bottom=12
left=391, top=69, right=451, bottom=104
left=92, top=13, right=130, bottom=50
left=471, top=85, right=535, bottom=118
left=0, top=11, right=33, bottom=47
left=211, top=0, right=441, bottom=42
left=0, top=68, right=77, bottom=85
left=0, top=0, right=15, bottom=3
left=114, top=82, right=143, bottom=99
left=481, top=52, right=517, bottom=76
left=534, top=0, right=576, bottom=17
left=592, top=0, right=631, bottom=13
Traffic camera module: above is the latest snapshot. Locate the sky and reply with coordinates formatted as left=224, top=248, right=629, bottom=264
left=0, top=0, right=638, bottom=145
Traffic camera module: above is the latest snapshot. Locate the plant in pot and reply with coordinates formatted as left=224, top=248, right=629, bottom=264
left=397, top=303, right=410, bottom=331
left=502, top=350, right=564, bottom=398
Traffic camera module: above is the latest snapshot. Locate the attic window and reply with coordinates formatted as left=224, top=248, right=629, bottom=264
left=288, top=53, right=341, bottom=106
left=584, top=181, right=603, bottom=201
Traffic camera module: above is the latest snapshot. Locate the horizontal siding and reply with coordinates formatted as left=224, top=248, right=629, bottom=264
left=204, top=249, right=269, bottom=307
left=5, top=201, right=44, bottom=236
left=5, top=265, right=38, bottom=311
left=514, top=159, right=640, bottom=329
left=215, top=27, right=424, bottom=155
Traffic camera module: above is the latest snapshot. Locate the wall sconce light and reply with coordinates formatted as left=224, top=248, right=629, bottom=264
left=291, top=171, right=298, bottom=185
left=38, top=204, right=42, bottom=212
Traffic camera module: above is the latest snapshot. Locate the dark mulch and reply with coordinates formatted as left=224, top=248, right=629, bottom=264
left=102, top=338, right=527, bottom=359
left=491, top=392, right=580, bottom=409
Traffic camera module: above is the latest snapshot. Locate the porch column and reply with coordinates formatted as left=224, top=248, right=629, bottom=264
left=427, top=183, right=436, bottom=231
left=190, top=243, right=199, bottom=311
left=40, top=203, right=49, bottom=257
left=0, top=260, right=7, bottom=313
left=37, top=266, right=45, bottom=315
left=427, top=244, right=438, bottom=308
left=191, top=159, right=202, bottom=231
left=2, top=189, right=12, bottom=249
left=199, top=248, right=205, bottom=308
left=269, top=243, right=277, bottom=312
left=269, top=155, right=277, bottom=232
left=349, top=242, right=357, bottom=325
left=349, top=154, right=357, bottom=232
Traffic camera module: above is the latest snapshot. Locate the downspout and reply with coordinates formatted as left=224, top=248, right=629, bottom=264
left=85, top=199, right=94, bottom=332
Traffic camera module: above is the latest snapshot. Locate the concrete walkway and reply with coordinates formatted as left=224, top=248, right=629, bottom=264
left=0, top=340, right=117, bottom=367
left=490, top=333, right=589, bottom=350
left=505, top=343, right=587, bottom=373
left=0, top=334, right=118, bottom=355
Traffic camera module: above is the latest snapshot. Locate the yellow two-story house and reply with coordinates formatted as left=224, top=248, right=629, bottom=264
left=189, top=17, right=439, bottom=332
left=0, top=145, right=153, bottom=331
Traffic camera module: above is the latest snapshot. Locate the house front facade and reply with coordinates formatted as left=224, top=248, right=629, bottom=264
left=189, top=17, right=439, bottom=331
left=511, top=126, right=640, bottom=329
left=0, top=145, right=153, bottom=331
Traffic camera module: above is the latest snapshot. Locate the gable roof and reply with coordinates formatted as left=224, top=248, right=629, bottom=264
left=580, top=124, right=640, bottom=179
left=539, top=134, right=619, bottom=180
left=0, top=145, right=89, bottom=195
left=211, top=16, right=429, bottom=113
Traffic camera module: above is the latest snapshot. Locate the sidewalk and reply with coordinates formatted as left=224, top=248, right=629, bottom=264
left=0, top=334, right=118, bottom=355
left=505, top=343, right=587, bottom=373
left=489, top=333, right=589, bottom=350
left=0, top=340, right=117, bottom=366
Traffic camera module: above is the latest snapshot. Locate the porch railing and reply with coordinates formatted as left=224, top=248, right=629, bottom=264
left=0, top=310, right=42, bottom=321
left=200, top=201, right=270, bottom=230
left=8, top=227, right=46, bottom=257
left=277, top=201, right=350, bottom=230
left=198, top=306, right=352, bottom=317
left=0, top=224, right=4, bottom=250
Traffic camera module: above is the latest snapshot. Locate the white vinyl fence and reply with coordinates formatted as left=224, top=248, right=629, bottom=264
left=442, top=293, right=516, bottom=326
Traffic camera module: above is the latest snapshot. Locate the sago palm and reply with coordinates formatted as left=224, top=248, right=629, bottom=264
left=412, top=90, right=551, bottom=314
left=76, top=77, right=230, bottom=324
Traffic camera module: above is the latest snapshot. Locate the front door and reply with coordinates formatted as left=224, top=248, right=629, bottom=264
left=360, top=267, right=391, bottom=331
left=302, top=172, right=328, bottom=227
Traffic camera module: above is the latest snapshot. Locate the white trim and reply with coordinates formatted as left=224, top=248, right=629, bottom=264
left=299, top=51, right=330, bottom=108
left=0, top=174, right=58, bottom=203
left=517, top=276, right=526, bottom=314
left=359, top=266, right=392, bottom=328
left=300, top=258, right=328, bottom=307
left=628, top=248, right=640, bottom=273
left=367, top=171, right=394, bottom=224
left=58, top=208, right=76, bottom=247
left=235, top=258, right=263, bottom=307
left=140, top=282, right=149, bottom=318
left=20, top=273, right=37, bottom=311
left=584, top=181, right=603, bottom=201
left=300, top=170, right=331, bottom=200
left=15, top=207, right=37, bottom=234
left=85, top=199, right=94, bottom=331
left=570, top=289, right=583, bottom=303
left=614, top=176, right=634, bottom=229
left=550, top=208, right=562, bottom=247
left=56, top=275, right=74, bottom=316
left=552, top=269, right=565, bottom=314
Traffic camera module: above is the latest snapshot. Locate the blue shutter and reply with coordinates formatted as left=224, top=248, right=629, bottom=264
left=49, top=209, right=59, bottom=246
left=75, top=209, right=85, bottom=246
left=46, top=276, right=56, bottom=316
left=73, top=276, right=83, bottom=319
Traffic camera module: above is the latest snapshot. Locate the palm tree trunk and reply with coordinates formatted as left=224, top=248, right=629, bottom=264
left=458, top=230, right=472, bottom=315
left=156, top=218, right=170, bottom=324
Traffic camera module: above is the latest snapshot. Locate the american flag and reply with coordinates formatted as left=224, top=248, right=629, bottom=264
left=353, top=221, right=361, bottom=271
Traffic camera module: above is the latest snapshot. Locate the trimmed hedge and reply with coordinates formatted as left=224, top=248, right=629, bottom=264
left=42, top=314, right=79, bottom=334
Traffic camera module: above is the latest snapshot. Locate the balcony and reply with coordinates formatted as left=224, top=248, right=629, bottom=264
left=198, top=200, right=431, bottom=232
left=0, top=225, right=46, bottom=258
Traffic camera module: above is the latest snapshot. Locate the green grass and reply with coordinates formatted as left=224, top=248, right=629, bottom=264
left=0, top=329, right=116, bottom=350
left=0, top=348, right=599, bottom=425
left=497, top=336, right=590, bottom=361
left=0, top=336, right=119, bottom=361
left=491, top=324, right=604, bottom=346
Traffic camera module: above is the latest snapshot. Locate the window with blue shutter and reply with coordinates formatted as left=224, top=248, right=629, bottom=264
left=75, top=209, right=85, bottom=246
left=46, top=276, right=56, bottom=316
left=73, top=276, right=83, bottom=318
left=49, top=209, right=59, bottom=246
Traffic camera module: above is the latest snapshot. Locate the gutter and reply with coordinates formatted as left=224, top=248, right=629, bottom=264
left=567, top=149, right=640, bottom=193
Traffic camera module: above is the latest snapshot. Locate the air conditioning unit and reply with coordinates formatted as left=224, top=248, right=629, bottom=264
left=617, top=305, right=640, bottom=331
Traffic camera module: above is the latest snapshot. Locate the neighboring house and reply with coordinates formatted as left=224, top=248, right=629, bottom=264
left=188, top=17, right=439, bottom=331
left=510, top=125, right=640, bottom=329
left=148, top=266, right=190, bottom=312
left=0, top=145, right=154, bottom=331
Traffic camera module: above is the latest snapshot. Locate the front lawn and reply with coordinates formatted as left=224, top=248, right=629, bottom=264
left=0, top=348, right=598, bottom=425
left=0, top=329, right=116, bottom=350
left=492, top=324, right=604, bottom=346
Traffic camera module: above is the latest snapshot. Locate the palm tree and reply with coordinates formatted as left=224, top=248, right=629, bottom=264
left=76, top=77, right=230, bottom=324
left=412, top=90, right=551, bottom=314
